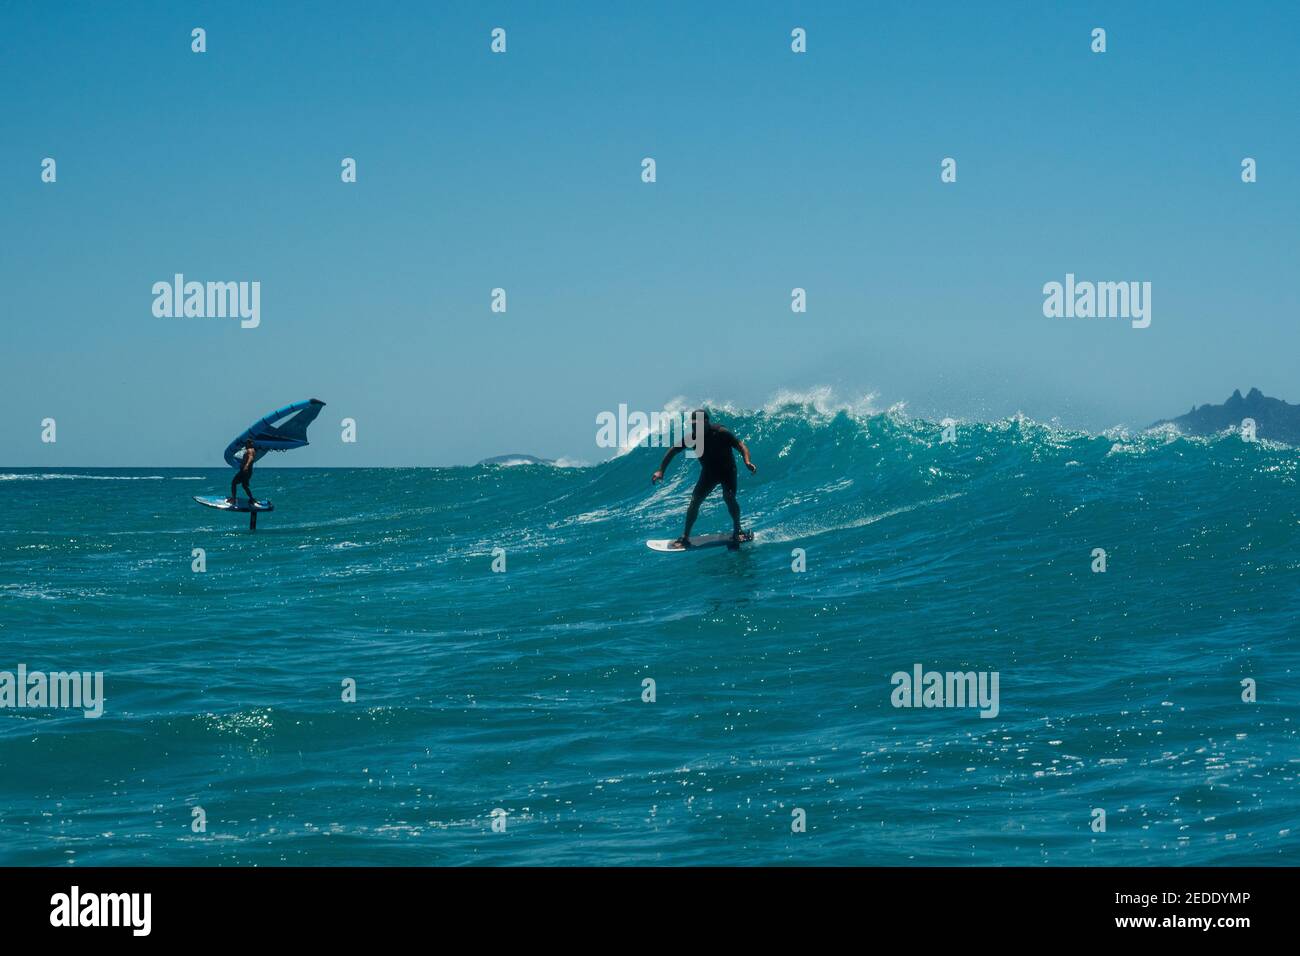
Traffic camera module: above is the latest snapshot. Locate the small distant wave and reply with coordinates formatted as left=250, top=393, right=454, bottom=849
left=0, top=473, right=204, bottom=481
left=0, top=583, right=110, bottom=600
left=505, top=457, right=589, bottom=469
left=482, top=457, right=590, bottom=469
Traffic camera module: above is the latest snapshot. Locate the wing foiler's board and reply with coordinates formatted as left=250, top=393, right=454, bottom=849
left=194, top=496, right=274, bottom=513
left=646, top=532, right=753, bottom=552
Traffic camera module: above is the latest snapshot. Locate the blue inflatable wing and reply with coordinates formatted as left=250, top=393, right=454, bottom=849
left=224, top=399, right=326, bottom=469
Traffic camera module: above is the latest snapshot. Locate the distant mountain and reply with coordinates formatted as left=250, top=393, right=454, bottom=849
left=1151, top=388, right=1300, bottom=444
left=477, top=454, right=556, bottom=466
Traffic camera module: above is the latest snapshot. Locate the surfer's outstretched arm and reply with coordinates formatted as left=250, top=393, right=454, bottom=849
left=651, top=446, right=682, bottom=483
left=737, top=439, right=756, bottom=474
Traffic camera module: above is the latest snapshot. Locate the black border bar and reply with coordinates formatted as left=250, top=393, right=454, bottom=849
left=0, top=866, right=1279, bottom=941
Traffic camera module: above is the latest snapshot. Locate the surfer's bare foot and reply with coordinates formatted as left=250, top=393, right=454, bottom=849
left=226, top=497, right=236, bottom=505
left=672, top=536, right=691, bottom=550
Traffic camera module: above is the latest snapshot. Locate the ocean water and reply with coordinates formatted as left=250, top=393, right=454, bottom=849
left=2, top=403, right=1297, bottom=866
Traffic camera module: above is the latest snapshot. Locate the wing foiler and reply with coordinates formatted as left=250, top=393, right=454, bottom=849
left=199, top=398, right=325, bottom=530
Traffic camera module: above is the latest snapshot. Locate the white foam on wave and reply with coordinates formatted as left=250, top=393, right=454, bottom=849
left=610, top=388, right=885, bottom=463
left=760, top=492, right=965, bottom=544
left=759, top=386, right=880, bottom=420
left=655, top=387, right=885, bottom=432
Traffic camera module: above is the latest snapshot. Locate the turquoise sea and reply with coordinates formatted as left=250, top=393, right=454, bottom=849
left=1, top=403, right=1297, bottom=865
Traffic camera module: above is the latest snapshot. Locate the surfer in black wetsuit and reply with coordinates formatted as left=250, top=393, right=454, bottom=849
left=228, top=440, right=258, bottom=506
left=652, top=409, right=756, bottom=549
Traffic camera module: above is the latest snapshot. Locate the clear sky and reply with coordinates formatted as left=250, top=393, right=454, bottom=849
left=2, top=1, right=1296, bottom=466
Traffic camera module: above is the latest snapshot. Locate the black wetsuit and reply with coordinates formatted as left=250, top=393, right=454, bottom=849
left=688, top=423, right=741, bottom=501
left=230, top=456, right=254, bottom=501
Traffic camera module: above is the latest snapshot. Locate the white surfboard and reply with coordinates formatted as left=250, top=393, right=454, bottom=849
left=193, top=495, right=274, bottom=513
left=646, top=532, right=753, bottom=552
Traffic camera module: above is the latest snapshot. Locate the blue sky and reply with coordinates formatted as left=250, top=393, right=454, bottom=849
left=2, top=1, right=1296, bottom=466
